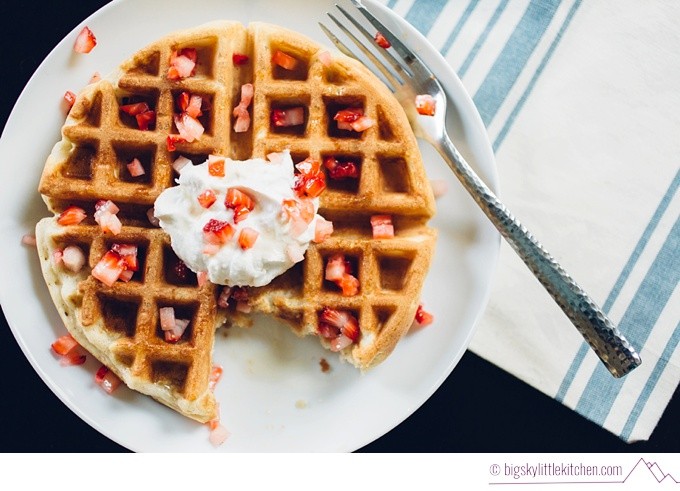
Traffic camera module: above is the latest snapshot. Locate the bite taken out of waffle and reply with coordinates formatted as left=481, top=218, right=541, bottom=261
left=36, top=21, right=436, bottom=424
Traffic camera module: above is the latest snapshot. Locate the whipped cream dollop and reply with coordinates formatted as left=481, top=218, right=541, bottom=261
left=154, top=151, right=321, bottom=287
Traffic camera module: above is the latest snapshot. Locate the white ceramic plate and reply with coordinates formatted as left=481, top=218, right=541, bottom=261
left=0, top=0, right=499, bottom=452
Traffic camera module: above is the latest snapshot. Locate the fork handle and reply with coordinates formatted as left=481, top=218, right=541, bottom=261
left=435, top=133, right=641, bottom=377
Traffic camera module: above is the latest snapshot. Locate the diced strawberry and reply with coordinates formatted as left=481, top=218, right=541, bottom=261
left=334, top=108, right=374, bottom=132
left=159, top=306, right=176, bottom=331
left=295, top=157, right=321, bottom=177
left=51, top=334, right=79, bottom=356
left=225, top=188, right=255, bottom=224
left=231, top=286, right=249, bottom=302
left=415, top=94, right=436, bottom=116
left=238, top=227, right=259, bottom=250
left=168, top=48, right=197, bottom=80
left=119, top=102, right=150, bottom=116
left=95, top=199, right=120, bottom=215
left=232, top=53, right=249, bottom=65
left=217, top=286, right=232, bottom=308
left=21, top=234, right=37, bottom=247
left=374, top=31, right=391, bottom=49
left=414, top=303, right=434, bottom=327
left=118, top=269, right=134, bottom=282
left=52, top=249, right=63, bottom=265
left=271, top=107, right=304, bottom=127
left=272, top=50, right=299, bottom=70
left=370, top=214, right=395, bottom=239
left=317, top=322, right=339, bottom=339
left=338, top=274, right=360, bottom=296
left=172, top=155, right=192, bottom=173
left=209, top=423, right=230, bottom=447
left=208, top=154, right=225, bottom=177
left=325, top=254, right=350, bottom=282
left=350, top=115, right=375, bottom=132
left=203, top=219, right=234, bottom=245
left=325, top=254, right=359, bottom=296
left=57, top=206, right=86, bottom=226
left=174, top=113, right=204, bottom=142
left=164, top=318, right=189, bottom=343
left=330, top=334, right=354, bottom=352
left=91, top=250, right=125, bottom=286
left=186, top=95, right=203, bottom=119
left=334, top=107, right=363, bottom=123
left=197, top=189, right=216, bottom=209
left=176, top=91, right=190, bottom=112
left=111, top=243, right=138, bottom=271
left=97, top=211, right=122, bottom=235
left=318, top=50, right=332, bottom=67
left=127, top=158, right=145, bottom=177
left=135, top=110, right=156, bottom=131
left=166, top=135, right=187, bottom=152
left=323, top=156, right=359, bottom=180
left=95, top=365, right=122, bottom=394
left=232, top=83, right=254, bottom=133
left=197, top=271, right=209, bottom=286
left=73, top=26, right=96, bottom=54
left=314, top=217, right=333, bottom=243
left=208, top=365, right=223, bottom=391
left=318, top=307, right=360, bottom=343
left=302, top=175, right=326, bottom=198
left=61, top=245, right=86, bottom=273
left=64, top=90, right=77, bottom=109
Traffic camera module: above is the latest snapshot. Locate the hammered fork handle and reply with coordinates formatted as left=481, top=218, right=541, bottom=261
left=437, top=133, right=641, bottom=377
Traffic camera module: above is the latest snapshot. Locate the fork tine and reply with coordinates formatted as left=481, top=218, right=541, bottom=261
left=333, top=5, right=413, bottom=81
left=348, top=0, right=434, bottom=81
left=322, top=15, right=404, bottom=92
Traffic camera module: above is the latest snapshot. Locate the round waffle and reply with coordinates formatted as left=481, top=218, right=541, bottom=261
left=36, top=21, right=436, bottom=423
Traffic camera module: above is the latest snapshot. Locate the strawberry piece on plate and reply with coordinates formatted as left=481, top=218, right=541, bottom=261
left=95, top=365, right=122, bottom=394
left=73, top=26, right=96, bottom=54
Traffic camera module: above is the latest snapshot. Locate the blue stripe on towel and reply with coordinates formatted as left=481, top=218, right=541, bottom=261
left=457, top=0, right=509, bottom=76
left=621, top=319, right=680, bottom=441
left=556, top=168, right=680, bottom=403
left=575, top=213, right=680, bottom=425
left=439, top=0, right=480, bottom=55
left=493, top=0, right=581, bottom=151
left=405, top=0, right=450, bottom=35
left=473, top=0, right=561, bottom=127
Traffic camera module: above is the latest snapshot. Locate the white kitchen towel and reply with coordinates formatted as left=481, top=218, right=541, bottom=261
left=378, top=0, right=680, bottom=442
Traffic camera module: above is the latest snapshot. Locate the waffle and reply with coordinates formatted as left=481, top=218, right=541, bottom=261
left=36, top=21, right=436, bottom=423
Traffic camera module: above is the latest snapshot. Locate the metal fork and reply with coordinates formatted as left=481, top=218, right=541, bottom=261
left=320, top=0, right=641, bottom=377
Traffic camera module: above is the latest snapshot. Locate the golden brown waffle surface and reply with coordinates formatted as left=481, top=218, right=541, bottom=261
left=36, top=21, right=436, bottom=423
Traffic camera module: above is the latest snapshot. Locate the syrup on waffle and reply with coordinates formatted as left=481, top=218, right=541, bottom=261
left=36, top=21, right=436, bottom=422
